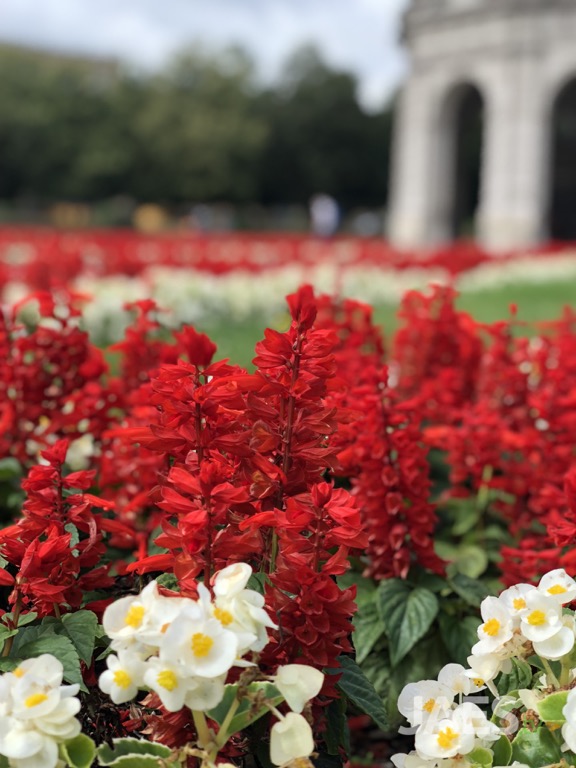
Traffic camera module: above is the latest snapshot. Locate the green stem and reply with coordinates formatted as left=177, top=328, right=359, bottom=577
left=542, top=658, right=561, bottom=689
left=214, top=696, right=241, bottom=749
left=560, top=658, right=572, bottom=687
left=2, top=591, right=22, bottom=658
left=192, top=710, right=211, bottom=749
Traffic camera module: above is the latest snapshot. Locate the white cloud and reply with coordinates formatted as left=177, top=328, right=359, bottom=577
left=0, top=0, right=409, bottom=109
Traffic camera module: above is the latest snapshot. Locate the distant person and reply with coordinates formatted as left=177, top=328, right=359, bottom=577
left=309, top=193, right=340, bottom=238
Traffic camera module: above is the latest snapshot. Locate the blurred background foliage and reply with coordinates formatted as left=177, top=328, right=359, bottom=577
left=0, top=42, right=393, bottom=226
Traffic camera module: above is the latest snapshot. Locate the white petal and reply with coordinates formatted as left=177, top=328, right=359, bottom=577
left=275, top=665, right=324, bottom=713
left=270, top=713, right=314, bottom=766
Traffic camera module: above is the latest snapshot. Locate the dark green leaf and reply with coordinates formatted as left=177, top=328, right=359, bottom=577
left=207, top=682, right=283, bottom=737
left=449, top=573, right=490, bottom=607
left=61, top=610, right=98, bottom=664
left=12, top=626, right=82, bottom=686
left=497, top=658, right=533, bottom=696
left=353, top=600, right=386, bottom=664
left=336, top=656, right=388, bottom=732
left=438, top=613, right=478, bottom=666
left=378, top=581, right=438, bottom=665
left=324, top=697, right=349, bottom=755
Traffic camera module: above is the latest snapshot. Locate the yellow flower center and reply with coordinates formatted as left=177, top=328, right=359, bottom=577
left=548, top=584, right=568, bottom=595
left=191, top=632, right=214, bottom=657
left=482, top=618, right=501, bottom=637
left=513, top=597, right=526, bottom=611
left=125, top=604, right=145, bottom=628
left=473, top=677, right=484, bottom=687
left=25, top=692, right=48, bottom=708
left=437, top=726, right=458, bottom=750
left=214, top=607, right=234, bottom=626
left=113, top=670, right=132, bottom=689
left=423, top=698, right=436, bottom=713
left=12, top=667, right=24, bottom=678
left=157, top=670, right=178, bottom=691
left=527, top=610, right=546, bottom=626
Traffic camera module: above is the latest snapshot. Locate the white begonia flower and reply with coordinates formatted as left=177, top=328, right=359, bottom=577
left=0, top=717, right=59, bottom=768
left=452, top=702, right=501, bottom=745
left=184, top=675, right=227, bottom=712
left=390, top=752, right=433, bottom=768
left=472, top=596, right=513, bottom=654
left=161, top=604, right=239, bottom=678
left=135, top=592, right=195, bottom=650
left=464, top=654, right=508, bottom=697
left=270, top=712, right=315, bottom=766
left=274, top=665, right=324, bottom=713
left=397, top=681, right=454, bottom=728
left=563, top=689, right=576, bottom=752
left=538, top=568, right=576, bottom=604
left=415, top=714, right=475, bottom=760
left=143, top=658, right=190, bottom=712
left=102, top=579, right=166, bottom=645
left=99, top=651, right=145, bottom=704
left=532, top=614, right=575, bottom=660
left=213, top=563, right=252, bottom=598
left=499, top=584, right=537, bottom=623
left=213, top=587, right=278, bottom=654
left=437, top=664, right=474, bottom=696
left=7, top=655, right=64, bottom=689
left=519, top=591, right=562, bottom=642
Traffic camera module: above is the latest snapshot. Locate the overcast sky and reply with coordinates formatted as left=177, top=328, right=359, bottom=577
left=0, top=0, right=410, bottom=110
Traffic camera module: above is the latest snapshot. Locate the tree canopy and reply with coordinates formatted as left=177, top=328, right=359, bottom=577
left=0, top=43, right=394, bottom=214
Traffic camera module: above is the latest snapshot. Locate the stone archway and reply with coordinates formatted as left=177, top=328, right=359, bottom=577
left=440, top=82, right=484, bottom=240
left=550, top=77, right=576, bottom=241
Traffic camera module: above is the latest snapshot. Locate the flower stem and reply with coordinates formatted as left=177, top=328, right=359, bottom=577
left=214, top=696, right=241, bottom=749
left=192, top=710, right=211, bottom=749
left=542, top=658, right=561, bottom=689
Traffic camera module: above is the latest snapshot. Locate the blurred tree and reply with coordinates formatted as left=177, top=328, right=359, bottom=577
left=257, top=44, right=392, bottom=209
left=0, top=42, right=393, bottom=214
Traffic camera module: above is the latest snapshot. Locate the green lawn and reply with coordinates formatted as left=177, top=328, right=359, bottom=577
left=196, top=279, right=576, bottom=369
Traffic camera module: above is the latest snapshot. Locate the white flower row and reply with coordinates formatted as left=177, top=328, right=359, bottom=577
left=0, top=655, right=81, bottom=768
left=4, top=250, right=576, bottom=344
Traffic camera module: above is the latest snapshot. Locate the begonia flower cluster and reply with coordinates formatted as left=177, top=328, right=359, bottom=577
left=0, top=654, right=81, bottom=768
left=99, top=563, right=325, bottom=767
left=394, top=568, right=576, bottom=768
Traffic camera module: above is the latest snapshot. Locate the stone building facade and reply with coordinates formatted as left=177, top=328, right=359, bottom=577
left=388, top=0, right=576, bottom=251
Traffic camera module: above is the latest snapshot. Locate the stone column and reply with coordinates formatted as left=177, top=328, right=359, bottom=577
left=476, top=56, right=548, bottom=251
left=387, top=75, right=450, bottom=249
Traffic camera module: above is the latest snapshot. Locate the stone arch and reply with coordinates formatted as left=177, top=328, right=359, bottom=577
left=434, top=80, right=485, bottom=240
left=549, top=74, right=576, bottom=240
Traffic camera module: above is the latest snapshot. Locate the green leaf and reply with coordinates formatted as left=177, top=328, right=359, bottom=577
left=97, top=738, right=171, bottom=766
left=61, top=610, right=99, bottom=664
left=99, top=758, right=162, bottom=768
left=378, top=581, right=438, bottom=665
left=59, top=734, right=96, bottom=768
left=467, top=745, right=493, bottom=767
left=246, top=572, right=270, bottom=596
left=449, top=573, right=490, bottom=607
left=0, top=458, right=22, bottom=480
left=0, top=658, right=20, bottom=672
left=451, top=502, right=482, bottom=536
left=438, top=613, right=478, bottom=666
left=155, top=573, right=180, bottom=591
left=497, top=658, right=533, bottom=696
left=537, top=690, right=569, bottom=725
left=324, top=697, right=349, bottom=756
left=510, top=726, right=563, bottom=766
left=353, top=600, right=386, bottom=664
left=207, top=682, right=283, bottom=737
left=491, top=733, right=512, bottom=767
left=447, top=545, right=489, bottom=580
left=335, top=656, right=388, bottom=732
left=12, top=626, right=82, bottom=686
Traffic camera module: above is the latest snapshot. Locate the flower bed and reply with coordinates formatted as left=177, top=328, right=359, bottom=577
left=1, top=278, right=576, bottom=767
